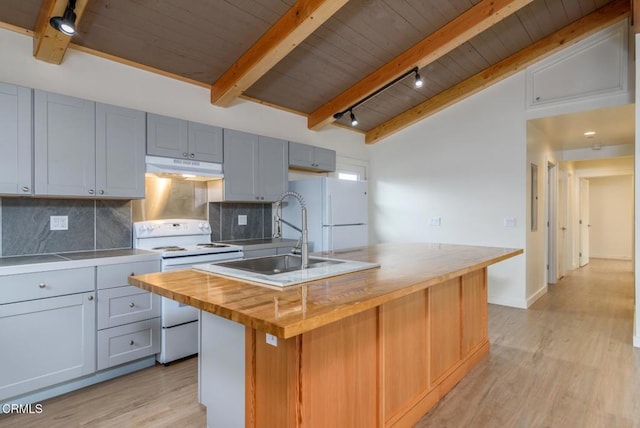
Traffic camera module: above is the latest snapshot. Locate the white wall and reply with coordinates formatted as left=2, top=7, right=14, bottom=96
left=0, top=28, right=367, bottom=162
left=368, top=73, right=528, bottom=308
left=526, top=122, right=561, bottom=304
left=588, top=175, right=633, bottom=260
left=636, top=34, right=640, bottom=348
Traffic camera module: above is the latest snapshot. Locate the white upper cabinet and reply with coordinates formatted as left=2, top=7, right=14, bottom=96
left=34, top=90, right=146, bottom=199
left=288, top=142, right=336, bottom=172
left=96, top=104, right=146, bottom=198
left=0, top=82, right=32, bottom=195
left=147, top=113, right=223, bottom=163
left=212, top=129, right=287, bottom=202
left=34, top=90, right=96, bottom=197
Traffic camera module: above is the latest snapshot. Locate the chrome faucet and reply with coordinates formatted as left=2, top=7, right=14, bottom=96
left=274, top=191, right=309, bottom=269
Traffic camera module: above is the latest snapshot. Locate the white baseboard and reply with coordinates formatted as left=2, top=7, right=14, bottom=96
left=526, top=285, right=548, bottom=308
left=590, top=255, right=632, bottom=261
left=488, top=295, right=528, bottom=309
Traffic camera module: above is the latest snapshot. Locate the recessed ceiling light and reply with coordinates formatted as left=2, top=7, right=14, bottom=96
left=583, top=131, right=596, bottom=136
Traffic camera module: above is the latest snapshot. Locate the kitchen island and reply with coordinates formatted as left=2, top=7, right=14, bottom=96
left=129, top=243, right=521, bottom=427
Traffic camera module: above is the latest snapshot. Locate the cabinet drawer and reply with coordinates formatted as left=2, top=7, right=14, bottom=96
left=98, top=285, right=160, bottom=329
left=0, top=267, right=94, bottom=304
left=97, top=318, right=161, bottom=370
left=97, top=260, right=160, bottom=290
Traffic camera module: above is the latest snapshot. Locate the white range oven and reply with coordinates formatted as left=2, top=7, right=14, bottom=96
left=133, top=219, right=243, bottom=364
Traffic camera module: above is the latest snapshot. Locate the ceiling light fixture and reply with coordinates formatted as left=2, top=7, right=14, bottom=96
left=350, top=110, right=358, bottom=127
left=583, top=131, right=596, bottom=136
left=414, top=70, right=423, bottom=88
left=333, top=66, right=423, bottom=127
left=50, top=0, right=77, bottom=36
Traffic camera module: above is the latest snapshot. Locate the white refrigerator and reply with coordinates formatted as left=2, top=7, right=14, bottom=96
left=282, top=177, right=368, bottom=252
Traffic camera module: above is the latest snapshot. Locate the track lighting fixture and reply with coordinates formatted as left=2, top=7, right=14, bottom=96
left=50, top=0, right=77, bottom=36
left=414, top=70, right=423, bottom=88
left=333, top=66, right=423, bottom=128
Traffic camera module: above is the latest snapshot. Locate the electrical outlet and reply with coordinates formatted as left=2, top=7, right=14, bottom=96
left=504, top=217, right=517, bottom=228
left=238, top=215, right=247, bottom=226
left=266, top=333, right=278, bottom=347
left=50, top=216, right=68, bottom=231
left=430, top=217, right=441, bottom=226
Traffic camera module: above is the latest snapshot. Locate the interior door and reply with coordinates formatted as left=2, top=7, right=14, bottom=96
left=579, top=178, right=590, bottom=267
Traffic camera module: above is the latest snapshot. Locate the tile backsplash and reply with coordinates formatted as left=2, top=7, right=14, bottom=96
left=209, top=202, right=272, bottom=241
left=0, top=198, right=132, bottom=257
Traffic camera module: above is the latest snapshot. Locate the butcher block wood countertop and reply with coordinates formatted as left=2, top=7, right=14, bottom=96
left=129, top=243, right=522, bottom=339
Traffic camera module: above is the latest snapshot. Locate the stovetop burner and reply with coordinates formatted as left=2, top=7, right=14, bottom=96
left=152, top=246, right=186, bottom=251
left=197, top=243, right=229, bottom=248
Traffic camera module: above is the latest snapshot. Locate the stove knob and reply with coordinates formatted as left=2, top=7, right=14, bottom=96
left=198, top=222, right=210, bottom=231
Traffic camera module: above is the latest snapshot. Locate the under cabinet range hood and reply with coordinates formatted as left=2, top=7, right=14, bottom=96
left=145, top=155, right=223, bottom=181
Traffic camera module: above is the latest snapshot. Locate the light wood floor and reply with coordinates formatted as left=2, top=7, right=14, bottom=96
left=0, top=357, right=206, bottom=428
left=0, top=259, right=636, bottom=427
left=416, top=258, right=639, bottom=427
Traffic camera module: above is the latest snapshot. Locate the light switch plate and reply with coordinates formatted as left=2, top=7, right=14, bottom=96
left=50, top=216, right=68, bottom=231
left=238, top=215, right=247, bottom=226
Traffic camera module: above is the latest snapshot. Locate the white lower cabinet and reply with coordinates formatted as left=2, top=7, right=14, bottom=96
left=96, top=261, right=161, bottom=370
left=0, top=291, right=96, bottom=401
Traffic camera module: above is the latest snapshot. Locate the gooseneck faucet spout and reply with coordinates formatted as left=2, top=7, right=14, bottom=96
left=274, top=191, right=309, bottom=269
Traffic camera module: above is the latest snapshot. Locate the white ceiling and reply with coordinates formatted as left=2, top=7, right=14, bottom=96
left=527, top=104, right=635, bottom=152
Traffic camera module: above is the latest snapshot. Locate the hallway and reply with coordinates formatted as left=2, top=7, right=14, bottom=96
left=416, top=258, right=639, bottom=427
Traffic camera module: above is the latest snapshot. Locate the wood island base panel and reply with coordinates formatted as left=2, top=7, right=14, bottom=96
left=129, top=243, right=522, bottom=427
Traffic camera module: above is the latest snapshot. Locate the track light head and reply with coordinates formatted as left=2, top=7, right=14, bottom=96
left=414, top=70, right=423, bottom=88
left=333, top=112, right=344, bottom=120
left=50, top=0, right=77, bottom=36
left=350, top=111, right=358, bottom=127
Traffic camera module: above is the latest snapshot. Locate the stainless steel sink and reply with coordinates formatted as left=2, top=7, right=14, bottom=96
left=192, top=254, right=380, bottom=287
left=215, top=254, right=343, bottom=276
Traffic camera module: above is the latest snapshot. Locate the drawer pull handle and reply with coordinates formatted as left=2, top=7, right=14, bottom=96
left=38, top=283, right=46, bottom=289
left=129, top=340, right=135, bottom=346
left=129, top=302, right=135, bottom=308
left=88, top=295, right=94, bottom=301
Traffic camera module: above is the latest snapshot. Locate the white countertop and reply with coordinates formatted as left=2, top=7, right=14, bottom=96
left=0, top=249, right=160, bottom=276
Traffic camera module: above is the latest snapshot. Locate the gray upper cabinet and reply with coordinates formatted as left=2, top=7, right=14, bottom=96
left=0, top=83, right=32, bottom=195
left=187, top=121, right=223, bottom=163
left=288, top=142, right=336, bottom=172
left=96, top=104, right=146, bottom=198
left=34, top=90, right=146, bottom=199
left=217, top=129, right=287, bottom=202
left=147, top=113, right=223, bottom=163
left=34, top=90, right=96, bottom=197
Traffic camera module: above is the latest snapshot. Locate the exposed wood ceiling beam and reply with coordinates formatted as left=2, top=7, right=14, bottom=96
left=307, top=0, right=535, bottom=131
left=364, top=0, right=630, bottom=144
left=33, top=0, right=89, bottom=64
left=210, top=0, right=348, bottom=107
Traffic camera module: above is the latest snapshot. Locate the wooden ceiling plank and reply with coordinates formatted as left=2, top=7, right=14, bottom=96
left=210, top=0, right=349, bottom=107
left=33, top=0, right=88, bottom=64
left=307, top=0, right=536, bottom=131
left=365, top=0, right=630, bottom=144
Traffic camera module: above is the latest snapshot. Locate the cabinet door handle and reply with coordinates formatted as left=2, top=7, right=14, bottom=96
left=99, top=190, right=105, bottom=195
left=88, top=295, right=94, bottom=301
left=38, top=283, right=46, bottom=289
left=130, top=272, right=135, bottom=276
left=190, top=153, right=195, bottom=158
left=129, top=340, right=135, bottom=346
left=22, top=186, right=29, bottom=192
left=88, top=189, right=95, bottom=195
left=129, top=302, right=135, bottom=308
left=182, top=152, right=188, bottom=158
